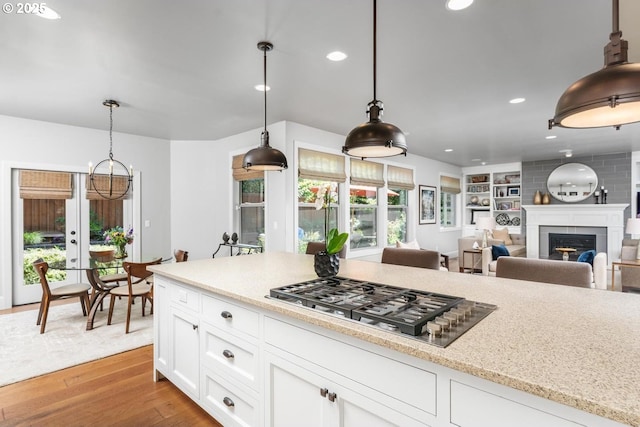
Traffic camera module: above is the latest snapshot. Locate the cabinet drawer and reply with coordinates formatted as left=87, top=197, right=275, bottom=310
left=169, top=282, right=200, bottom=313
left=202, top=366, right=258, bottom=427
left=264, top=317, right=437, bottom=417
left=202, top=323, right=259, bottom=391
left=450, top=380, right=582, bottom=427
left=202, top=294, right=259, bottom=338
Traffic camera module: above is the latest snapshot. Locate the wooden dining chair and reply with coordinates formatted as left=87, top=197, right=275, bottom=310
left=174, top=249, right=189, bottom=262
left=107, top=257, right=162, bottom=333
left=305, top=241, right=346, bottom=259
left=32, top=260, right=91, bottom=334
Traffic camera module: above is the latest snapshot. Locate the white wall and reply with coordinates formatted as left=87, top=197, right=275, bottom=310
left=170, top=120, right=463, bottom=262
left=0, top=115, right=171, bottom=308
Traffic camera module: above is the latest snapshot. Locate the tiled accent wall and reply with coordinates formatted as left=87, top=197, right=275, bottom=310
left=521, top=152, right=633, bottom=230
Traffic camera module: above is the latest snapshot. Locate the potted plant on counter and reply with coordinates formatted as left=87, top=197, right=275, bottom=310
left=314, top=183, right=348, bottom=277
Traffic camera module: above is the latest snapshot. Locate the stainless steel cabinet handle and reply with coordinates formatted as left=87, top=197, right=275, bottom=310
left=221, top=311, right=233, bottom=319
left=327, top=392, right=337, bottom=402
left=223, top=397, right=235, bottom=407
left=222, top=349, right=234, bottom=359
left=320, top=388, right=328, bottom=397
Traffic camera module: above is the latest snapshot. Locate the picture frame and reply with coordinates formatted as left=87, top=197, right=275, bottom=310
left=419, top=185, right=436, bottom=224
left=507, top=186, right=520, bottom=196
left=499, top=201, right=512, bottom=211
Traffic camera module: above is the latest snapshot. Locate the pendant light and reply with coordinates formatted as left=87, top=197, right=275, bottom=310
left=242, top=41, right=288, bottom=171
left=342, top=0, right=407, bottom=159
left=549, top=0, right=640, bottom=130
left=88, top=100, right=133, bottom=200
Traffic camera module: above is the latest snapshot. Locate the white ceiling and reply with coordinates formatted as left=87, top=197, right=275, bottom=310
left=2, top=0, right=640, bottom=167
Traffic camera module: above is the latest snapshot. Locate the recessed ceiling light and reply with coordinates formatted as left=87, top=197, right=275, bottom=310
left=254, top=84, right=270, bottom=92
left=446, top=0, right=474, bottom=11
left=509, top=97, right=526, bottom=104
left=481, top=161, right=486, bottom=165
left=36, top=5, right=61, bottom=19
left=559, top=149, right=573, bottom=157
left=471, top=158, right=481, bottom=162
left=444, top=148, right=453, bottom=152
left=326, top=51, right=347, bottom=61
left=545, top=135, right=557, bottom=140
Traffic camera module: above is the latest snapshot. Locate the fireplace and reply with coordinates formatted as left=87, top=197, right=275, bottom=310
left=523, top=204, right=628, bottom=265
left=548, top=233, right=596, bottom=261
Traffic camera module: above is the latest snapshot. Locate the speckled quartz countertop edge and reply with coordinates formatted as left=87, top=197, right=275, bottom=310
left=150, top=253, right=640, bottom=427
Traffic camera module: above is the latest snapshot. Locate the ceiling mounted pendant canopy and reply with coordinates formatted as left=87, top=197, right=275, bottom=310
left=88, top=100, right=133, bottom=200
left=549, top=0, right=640, bottom=130
left=242, top=41, right=288, bottom=171
left=342, top=0, right=407, bottom=159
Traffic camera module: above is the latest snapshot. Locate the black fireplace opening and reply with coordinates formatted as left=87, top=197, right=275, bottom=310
left=548, top=233, right=596, bottom=261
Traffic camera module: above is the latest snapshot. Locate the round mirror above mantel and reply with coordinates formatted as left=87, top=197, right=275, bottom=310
left=546, top=163, right=598, bottom=203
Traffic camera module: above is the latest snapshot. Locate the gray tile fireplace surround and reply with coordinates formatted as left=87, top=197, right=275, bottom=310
left=540, top=226, right=607, bottom=259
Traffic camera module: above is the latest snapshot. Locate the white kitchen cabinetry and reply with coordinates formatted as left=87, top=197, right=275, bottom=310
left=153, top=273, right=626, bottom=427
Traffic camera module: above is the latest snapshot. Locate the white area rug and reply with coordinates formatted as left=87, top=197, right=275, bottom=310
left=0, top=300, right=153, bottom=387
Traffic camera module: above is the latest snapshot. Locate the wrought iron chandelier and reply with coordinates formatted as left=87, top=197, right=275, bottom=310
left=88, top=100, right=132, bottom=200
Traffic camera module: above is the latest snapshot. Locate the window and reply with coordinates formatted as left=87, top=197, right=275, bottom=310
left=387, top=165, right=415, bottom=245
left=298, top=179, right=339, bottom=253
left=350, top=159, right=384, bottom=250
left=297, top=148, right=346, bottom=253
left=440, top=175, right=461, bottom=228
left=232, top=155, right=265, bottom=246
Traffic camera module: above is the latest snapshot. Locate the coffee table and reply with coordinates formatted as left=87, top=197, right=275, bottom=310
left=555, top=247, right=576, bottom=261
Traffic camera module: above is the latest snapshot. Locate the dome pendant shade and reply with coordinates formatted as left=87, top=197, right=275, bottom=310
left=551, top=62, right=640, bottom=128
left=242, top=41, right=288, bottom=171
left=549, top=0, right=640, bottom=129
left=343, top=101, right=407, bottom=158
left=243, top=131, right=288, bottom=171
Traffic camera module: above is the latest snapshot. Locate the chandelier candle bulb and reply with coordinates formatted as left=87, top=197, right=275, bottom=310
left=88, top=162, right=93, bottom=175
left=129, top=165, right=133, bottom=176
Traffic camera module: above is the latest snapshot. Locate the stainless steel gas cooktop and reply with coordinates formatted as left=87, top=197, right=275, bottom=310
left=268, top=276, right=497, bottom=348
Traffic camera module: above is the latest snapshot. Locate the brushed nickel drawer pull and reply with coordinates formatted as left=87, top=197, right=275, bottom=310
left=221, top=311, right=233, bottom=319
left=223, top=397, right=235, bottom=407
left=222, top=349, right=234, bottom=359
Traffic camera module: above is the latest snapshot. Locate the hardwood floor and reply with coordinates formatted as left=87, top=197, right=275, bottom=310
left=0, top=305, right=221, bottom=427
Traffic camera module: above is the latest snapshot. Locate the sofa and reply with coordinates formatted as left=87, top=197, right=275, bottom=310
left=495, top=255, right=608, bottom=289
left=457, top=230, right=526, bottom=273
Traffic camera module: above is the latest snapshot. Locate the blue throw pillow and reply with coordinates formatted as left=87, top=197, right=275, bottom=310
left=577, top=250, right=596, bottom=266
left=491, top=244, right=510, bottom=261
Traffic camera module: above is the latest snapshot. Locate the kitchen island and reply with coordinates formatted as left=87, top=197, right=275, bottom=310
left=150, top=252, right=639, bottom=427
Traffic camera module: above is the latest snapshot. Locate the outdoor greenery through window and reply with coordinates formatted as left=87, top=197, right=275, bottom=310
left=298, top=179, right=339, bottom=254
left=387, top=188, right=408, bottom=245
left=440, top=175, right=461, bottom=228
left=240, top=179, right=265, bottom=246
left=350, top=185, right=377, bottom=249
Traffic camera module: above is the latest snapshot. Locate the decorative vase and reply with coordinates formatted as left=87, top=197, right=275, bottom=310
left=114, top=243, right=128, bottom=259
left=222, top=232, right=230, bottom=243
left=314, top=251, right=340, bottom=278
left=533, top=190, right=542, bottom=205
left=542, top=193, right=550, bottom=204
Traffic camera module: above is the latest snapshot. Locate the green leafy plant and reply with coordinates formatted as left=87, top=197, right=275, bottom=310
left=315, top=183, right=348, bottom=255
left=23, top=231, right=43, bottom=246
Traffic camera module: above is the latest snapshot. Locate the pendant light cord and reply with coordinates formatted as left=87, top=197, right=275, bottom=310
left=372, top=0, right=377, bottom=103
left=263, top=45, right=268, bottom=134
left=108, top=103, right=114, bottom=161
left=612, top=0, right=618, bottom=33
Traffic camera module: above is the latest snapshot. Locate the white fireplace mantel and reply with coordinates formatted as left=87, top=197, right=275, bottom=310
left=523, top=204, right=629, bottom=263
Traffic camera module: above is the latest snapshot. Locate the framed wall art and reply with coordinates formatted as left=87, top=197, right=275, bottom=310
left=419, top=185, right=436, bottom=224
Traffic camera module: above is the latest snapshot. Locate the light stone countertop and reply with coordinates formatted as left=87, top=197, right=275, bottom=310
left=150, top=252, right=640, bottom=426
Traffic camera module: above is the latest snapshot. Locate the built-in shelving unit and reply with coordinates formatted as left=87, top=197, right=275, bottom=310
left=462, top=163, right=522, bottom=236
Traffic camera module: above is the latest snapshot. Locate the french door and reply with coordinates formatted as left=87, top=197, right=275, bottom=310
left=12, top=168, right=131, bottom=305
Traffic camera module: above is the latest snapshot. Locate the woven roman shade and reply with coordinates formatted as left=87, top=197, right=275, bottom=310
left=387, top=165, right=415, bottom=190
left=85, top=175, right=131, bottom=200
left=19, top=170, right=73, bottom=199
left=232, top=154, right=265, bottom=181
left=350, top=159, right=384, bottom=188
left=298, top=148, right=346, bottom=182
left=440, top=175, right=461, bottom=194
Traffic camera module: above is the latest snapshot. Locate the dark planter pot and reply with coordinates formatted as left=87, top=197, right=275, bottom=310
left=314, top=251, right=340, bottom=278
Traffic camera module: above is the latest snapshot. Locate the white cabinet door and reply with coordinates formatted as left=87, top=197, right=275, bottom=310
left=171, top=307, right=200, bottom=399
left=266, top=353, right=428, bottom=427
left=153, top=278, right=169, bottom=379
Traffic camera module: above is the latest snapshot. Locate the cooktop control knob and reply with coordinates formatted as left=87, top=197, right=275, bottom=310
left=426, top=321, right=442, bottom=337
left=443, top=312, right=459, bottom=326
left=435, top=317, right=450, bottom=332
left=450, top=308, right=467, bottom=321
